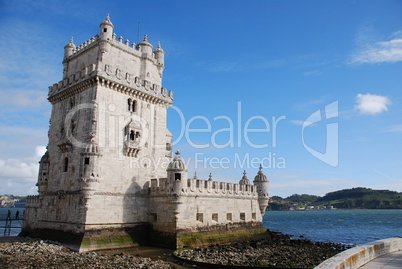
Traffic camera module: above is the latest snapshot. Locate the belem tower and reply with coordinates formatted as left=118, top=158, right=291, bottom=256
left=22, top=15, right=269, bottom=252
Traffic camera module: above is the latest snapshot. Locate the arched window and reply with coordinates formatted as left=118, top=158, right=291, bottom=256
left=132, top=100, right=137, bottom=112
left=127, top=99, right=132, bottom=111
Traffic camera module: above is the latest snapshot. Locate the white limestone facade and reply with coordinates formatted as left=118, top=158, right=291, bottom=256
left=23, top=16, right=269, bottom=251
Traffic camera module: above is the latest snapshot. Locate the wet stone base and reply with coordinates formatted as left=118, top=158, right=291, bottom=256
left=20, top=225, right=152, bottom=252
left=21, top=222, right=268, bottom=252
left=174, top=230, right=351, bottom=268
left=177, top=222, right=268, bottom=249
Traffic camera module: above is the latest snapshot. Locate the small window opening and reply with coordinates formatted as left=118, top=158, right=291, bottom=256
left=63, top=157, right=69, bottom=172
left=135, top=132, right=140, bottom=139
left=227, top=213, right=232, bottom=221
left=174, top=173, right=181, bottom=181
left=104, top=28, right=107, bottom=33
left=252, top=213, right=257, bottom=220
left=130, top=130, right=135, bottom=140
left=166, top=143, right=171, bottom=151
left=150, top=213, right=157, bottom=222
left=132, top=100, right=137, bottom=112
left=196, top=213, right=203, bottom=223
left=84, top=157, right=90, bottom=165
left=212, top=213, right=218, bottom=222
left=240, top=212, right=246, bottom=221
left=127, top=99, right=131, bottom=111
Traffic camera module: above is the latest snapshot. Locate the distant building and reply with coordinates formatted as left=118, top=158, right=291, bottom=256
left=23, top=16, right=269, bottom=252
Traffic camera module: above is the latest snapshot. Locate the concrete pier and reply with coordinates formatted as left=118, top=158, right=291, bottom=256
left=315, top=237, right=402, bottom=269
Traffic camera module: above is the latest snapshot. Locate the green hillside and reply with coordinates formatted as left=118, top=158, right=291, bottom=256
left=268, top=187, right=402, bottom=210
left=313, top=187, right=402, bottom=209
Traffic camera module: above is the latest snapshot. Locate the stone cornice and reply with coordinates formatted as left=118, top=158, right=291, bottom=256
left=48, top=75, right=173, bottom=107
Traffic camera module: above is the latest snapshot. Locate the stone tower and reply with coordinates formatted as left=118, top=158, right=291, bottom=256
left=24, top=15, right=270, bottom=251
left=23, top=15, right=173, bottom=251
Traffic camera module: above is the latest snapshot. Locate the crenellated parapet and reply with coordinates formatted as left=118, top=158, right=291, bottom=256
left=26, top=195, right=40, bottom=208
left=64, top=35, right=99, bottom=60
left=150, top=177, right=258, bottom=199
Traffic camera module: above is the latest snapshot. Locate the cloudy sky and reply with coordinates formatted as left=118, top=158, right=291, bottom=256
left=1, top=0, right=401, bottom=197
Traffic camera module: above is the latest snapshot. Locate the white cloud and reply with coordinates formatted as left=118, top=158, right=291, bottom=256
left=0, top=146, right=46, bottom=195
left=350, top=33, right=402, bottom=64
left=386, top=125, right=402, bottom=133
left=303, top=70, right=322, bottom=76
left=355, top=93, right=391, bottom=115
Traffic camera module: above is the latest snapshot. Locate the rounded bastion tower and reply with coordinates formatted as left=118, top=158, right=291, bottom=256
left=253, top=164, right=269, bottom=215
left=167, top=150, right=188, bottom=194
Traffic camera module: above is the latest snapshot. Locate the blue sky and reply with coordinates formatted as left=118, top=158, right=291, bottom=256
left=0, top=0, right=401, bottom=197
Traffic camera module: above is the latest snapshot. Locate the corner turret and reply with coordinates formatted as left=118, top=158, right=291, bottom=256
left=167, top=150, right=188, bottom=193
left=99, top=14, right=114, bottom=40
left=138, top=35, right=154, bottom=55
left=253, top=164, right=269, bottom=215
left=154, top=42, right=165, bottom=66
left=64, top=38, right=76, bottom=59
left=36, top=151, right=50, bottom=196
left=239, top=170, right=251, bottom=185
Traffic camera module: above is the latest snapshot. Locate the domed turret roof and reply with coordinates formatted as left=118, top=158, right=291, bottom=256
left=254, top=164, right=268, bottom=182
left=64, top=38, right=76, bottom=49
left=155, top=41, right=164, bottom=53
left=239, top=170, right=251, bottom=185
left=138, top=35, right=154, bottom=49
left=167, top=150, right=186, bottom=171
left=100, top=14, right=114, bottom=28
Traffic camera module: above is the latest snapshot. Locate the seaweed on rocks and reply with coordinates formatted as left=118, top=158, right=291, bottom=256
left=175, top=230, right=351, bottom=268
left=0, top=238, right=174, bottom=269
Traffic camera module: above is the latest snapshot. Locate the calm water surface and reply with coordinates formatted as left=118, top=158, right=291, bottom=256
left=0, top=208, right=24, bottom=237
left=263, top=209, right=402, bottom=245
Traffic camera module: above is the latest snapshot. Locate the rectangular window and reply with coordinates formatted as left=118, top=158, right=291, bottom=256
left=150, top=213, right=157, bottom=222
left=252, top=213, right=256, bottom=220
left=196, top=213, right=203, bottom=223
left=240, top=212, right=246, bottom=221
left=174, top=173, right=181, bottom=180
left=227, top=213, right=232, bottom=221
left=63, top=157, right=68, bottom=172
left=212, top=213, right=218, bottom=222
left=84, top=157, right=90, bottom=165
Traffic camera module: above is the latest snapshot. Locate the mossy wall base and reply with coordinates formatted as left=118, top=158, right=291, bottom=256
left=21, top=224, right=152, bottom=252
left=176, top=222, right=268, bottom=248
left=22, top=222, right=268, bottom=251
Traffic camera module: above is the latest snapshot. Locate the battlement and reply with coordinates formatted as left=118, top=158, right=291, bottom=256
left=64, top=33, right=163, bottom=66
left=26, top=195, right=40, bottom=208
left=150, top=177, right=258, bottom=198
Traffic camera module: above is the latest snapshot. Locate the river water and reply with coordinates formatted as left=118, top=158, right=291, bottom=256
left=1, top=208, right=401, bottom=245
left=263, top=209, right=402, bottom=245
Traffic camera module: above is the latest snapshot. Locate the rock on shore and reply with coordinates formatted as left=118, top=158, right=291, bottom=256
left=176, top=230, right=350, bottom=268
left=0, top=238, right=174, bottom=269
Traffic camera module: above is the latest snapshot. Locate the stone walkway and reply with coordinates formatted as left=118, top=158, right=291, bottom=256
left=359, top=251, right=402, bottom=269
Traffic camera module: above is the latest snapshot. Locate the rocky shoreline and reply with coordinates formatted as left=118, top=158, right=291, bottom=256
left=174, top=230, right=351, bottom=268
left=0, top=238, right=174, bottom=269
left=0, top=231, right=351, bottom=268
